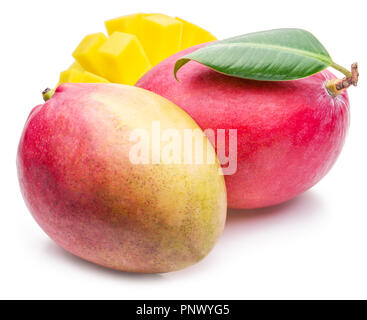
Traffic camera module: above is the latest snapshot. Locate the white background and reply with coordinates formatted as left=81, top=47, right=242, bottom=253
left=1, top=0, right=366, bottom=300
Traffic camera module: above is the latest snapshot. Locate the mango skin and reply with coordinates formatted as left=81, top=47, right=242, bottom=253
left=17, top=83, right=226, bottom=273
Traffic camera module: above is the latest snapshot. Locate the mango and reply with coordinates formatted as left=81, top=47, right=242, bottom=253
left=61, top=13, right=217, bottom=86
left=72, top=33, right=107, bottom=76
left=98, top=32, right=151, bottom=85
left=140, top=14, right=183, bottom=66
left=136, top=43, right=350, bottom=209
left=18, top=83, right=227, bottom=273
left=175, top=17, right=217, bottom=50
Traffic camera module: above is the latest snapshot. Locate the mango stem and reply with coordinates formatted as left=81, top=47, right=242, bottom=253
left=42, top=88, right=55, bottom=102
left=325, top=63, right=359, bottom=97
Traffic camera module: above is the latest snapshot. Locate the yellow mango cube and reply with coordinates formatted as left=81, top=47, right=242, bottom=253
left=65, top=13, right=217, bottom=86
left=69, top=61, right=84, bottom=71
left=141, top=14, right=183, bottom=66
left=58, top=68, right=84, bottom=85
left=81, top=71, right=110, bottom=83
left=105, top=13, right=144, bottom=40
left=175, top=17, right=217, bottom=50
left=72, top=33, right=107, bottom=76
left=98, top=32, right=151, bottom=85
left=58, top=62, right=109, bottom=85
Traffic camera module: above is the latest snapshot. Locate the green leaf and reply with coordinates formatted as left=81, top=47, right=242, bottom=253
left=174, top=28, right=333, bottom=81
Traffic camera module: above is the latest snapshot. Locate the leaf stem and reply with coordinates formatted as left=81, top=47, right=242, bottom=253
left=331, top=62, right=352, bottom=78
